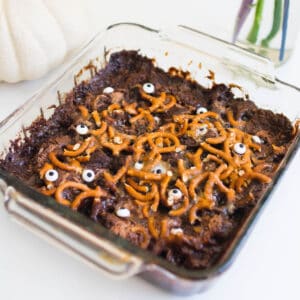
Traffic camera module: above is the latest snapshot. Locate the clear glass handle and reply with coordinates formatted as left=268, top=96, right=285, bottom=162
left=0, top=182, right=143, bottom=279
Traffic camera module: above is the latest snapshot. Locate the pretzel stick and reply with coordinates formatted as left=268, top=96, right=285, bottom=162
left=55, top=181, right=90, bottom=206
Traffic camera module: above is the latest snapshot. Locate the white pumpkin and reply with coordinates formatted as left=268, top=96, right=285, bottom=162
left=0, top=0, right=96, bottom=82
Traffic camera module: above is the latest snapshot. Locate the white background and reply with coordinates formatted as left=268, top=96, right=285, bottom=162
left=0, top=1, right=300, bottom=299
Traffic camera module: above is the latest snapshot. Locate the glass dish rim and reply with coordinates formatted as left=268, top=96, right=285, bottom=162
left=0, top=22, right=300, bottom=281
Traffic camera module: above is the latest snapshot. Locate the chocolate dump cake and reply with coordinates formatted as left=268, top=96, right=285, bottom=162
left=1, top=50, right=296, bottom=269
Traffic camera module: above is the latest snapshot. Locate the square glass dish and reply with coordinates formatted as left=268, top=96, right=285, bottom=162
left=0, top=23, right=299, bottom=295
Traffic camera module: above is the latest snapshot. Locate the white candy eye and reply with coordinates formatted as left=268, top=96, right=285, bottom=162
left=116, top=208, right=130, bottom=218
left=175, top=147, right=183, bottom=153
left=73, top=143, right=80, bottom=150
left=167, top=188, right=183, bottom=206
left=143, top=82, right=155, bottom=94
left=170, top=228, right=183, bottom=236
left=113, top=136, right=123, bottom=144
left=45, top=169, right=59, bottom=182
left=233, top=143, right=246, bottom=155
left=82, top=169, right=95, bottom=182
left=252, top=135, right=263, bottom=144
left=103, top=87, right=114, bottom=94
left=196, top=125, right=208, bottom=136
left=154, top=116, right=160, bottom=123
left=196, top=107, right=208, bottom=114
left=152, top=164, right=166, bottom=175
left=167, top=170, right=173, bottom=177
left=134, top=161, right=144, bottom=170
left=76, top=124, right=89, bottom=135
left=168, top=188, right=182, bottom=199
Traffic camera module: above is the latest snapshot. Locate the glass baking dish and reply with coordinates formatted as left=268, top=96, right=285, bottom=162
left=0, top=23, right=299, bottom=295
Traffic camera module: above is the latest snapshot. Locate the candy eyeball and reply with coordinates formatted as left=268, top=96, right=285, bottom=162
left=103, top=87, right=114, bottom=94
left=142, top=82, right=155, bottom=94
left=196, top=124, right=208, bottom=136
left=76, top=124, right=89, bottom=135
left=116, top=208, right=131, bottom=218
left=175, top=147, right=183, bottom=153
left=252, top=135, right=263, bottom=144
left=45, top=169, right=59, bottom=182
left=154, top=116, right=160, bottom=124
left=168, top=189, right=182, bottom=199
left=73, top=143, right=81, bottom=150
left=170, top=228, right=183, bottom=236
left=113, top=136, right=123, bottom=145
left=167, top=188, right=183, bottom=206
left=134, top=161, right=144, bottom=170
left=82, top=169, right=95, bottom=182
left=233, top=143, right=246, bottom=155
left=196, top=107, right=208, bottom=114
left=167, top=170, right=173, bottom=177
left=152, top=164, right=166, bottom=175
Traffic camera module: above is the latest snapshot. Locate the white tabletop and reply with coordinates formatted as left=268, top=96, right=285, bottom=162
left=1, top=1, right=300, bottom=299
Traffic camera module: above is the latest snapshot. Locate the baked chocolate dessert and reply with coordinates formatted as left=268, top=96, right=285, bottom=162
left=1, top=51, right=296, bottom=269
